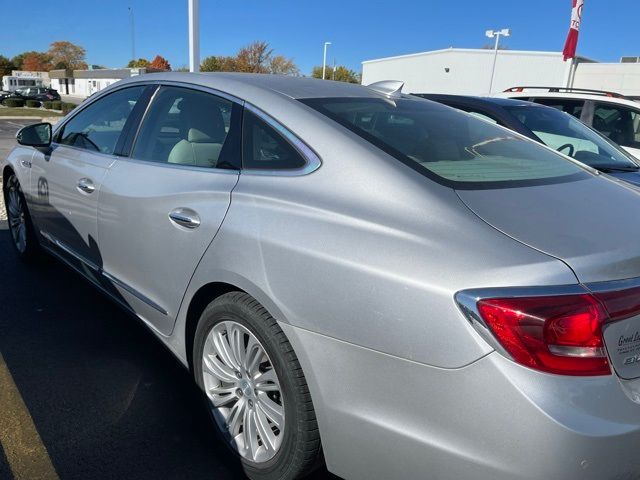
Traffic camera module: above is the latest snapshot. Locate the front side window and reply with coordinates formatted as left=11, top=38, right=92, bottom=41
left=593, top=103, right=640, bottom=149
left=301, top=97, right=589, bottom=189
left=242, top=110, right=306, bottom=170
left=506, top=105, right=638, bottom=170
left=58, top=86, right=145, bottom=155
left=132, top=86, right=238, bottom=169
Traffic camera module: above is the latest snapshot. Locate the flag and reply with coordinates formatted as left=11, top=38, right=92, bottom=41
left=563, top=0, right=584, bottom=61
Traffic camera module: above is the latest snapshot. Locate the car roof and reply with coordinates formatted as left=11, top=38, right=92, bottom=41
left=118, top=72, right=382, bottom=100
left=499, top=90, right=640, bottom=108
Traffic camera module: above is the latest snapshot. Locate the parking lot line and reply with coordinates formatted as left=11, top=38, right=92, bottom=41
left=0, top=352, right=59, bottom=480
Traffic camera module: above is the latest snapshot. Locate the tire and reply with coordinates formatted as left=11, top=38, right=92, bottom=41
left=193, top=292, right=323, bottom=480
left=2, top=172, right=41, bottom=261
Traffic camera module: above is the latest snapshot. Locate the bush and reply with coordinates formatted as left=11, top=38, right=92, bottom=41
left=51, top=100, right=62, bottom=110
left=3, top=98, right=24, bottom=107
left=62, top=102, right=75, bottom=114
left=42, top=101, right=53, bottom=109
left=26, top=100, right=41, bottom=108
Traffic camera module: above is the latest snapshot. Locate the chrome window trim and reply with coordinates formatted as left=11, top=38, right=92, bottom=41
left=122, top=82, right=242, bottom=174
left=454, top=284, right=589, bottom=359
left=242, top=102, right=322, bottom=177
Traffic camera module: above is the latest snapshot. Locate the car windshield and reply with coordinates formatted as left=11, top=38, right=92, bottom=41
left=505, top=105, right=639, bottom=171
left=300, top=97, right=589, bottom=189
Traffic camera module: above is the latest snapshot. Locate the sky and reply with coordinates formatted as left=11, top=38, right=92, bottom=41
left=0, top=0, right=637, bottom=74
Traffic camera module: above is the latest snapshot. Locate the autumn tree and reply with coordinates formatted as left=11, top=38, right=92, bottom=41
left=0, top=56, right=15, bottom=76
left=22, top=52, right=51, bottom=71
left=48, top=41, right=87, bottom=69
left=311, top=65, right=360, bottom=83
left=11, top=51, right=43, bottom=70
left=149, top=55, right=171, bottom=71
left=127, top=58, right=150, bottom=68
left=199, top=41, right=298, bottom=75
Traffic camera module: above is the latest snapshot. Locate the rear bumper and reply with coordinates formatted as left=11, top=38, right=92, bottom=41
left=281, top=323, right=640, bottom=480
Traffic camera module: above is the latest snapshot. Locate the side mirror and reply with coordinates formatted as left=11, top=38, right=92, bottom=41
left=16, top=122, right=52, bottom=148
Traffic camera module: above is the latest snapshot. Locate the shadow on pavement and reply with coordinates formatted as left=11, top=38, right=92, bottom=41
left=0, top=222, right=336, bottom=480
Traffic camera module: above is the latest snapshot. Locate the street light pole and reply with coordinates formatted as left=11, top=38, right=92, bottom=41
left=322, top=42, right=331, bottom=79
left=486, top=28, right=511, bottom=94
left=188, top=0, right=200, bottom=72
left=128, top=7, right=135, bottom=62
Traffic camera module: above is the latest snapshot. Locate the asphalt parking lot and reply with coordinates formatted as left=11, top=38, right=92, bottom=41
left=0, top=119, right=337, bottom=480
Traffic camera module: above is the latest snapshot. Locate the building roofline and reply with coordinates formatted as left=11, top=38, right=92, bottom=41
left=362, top=47, right=596, bottom=64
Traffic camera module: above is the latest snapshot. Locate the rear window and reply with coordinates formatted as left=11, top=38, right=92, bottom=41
left=300, top=97, right=589, bottom=189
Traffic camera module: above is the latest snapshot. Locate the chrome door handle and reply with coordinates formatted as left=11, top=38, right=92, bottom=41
left=169, top=208, right=201, bottom=229
left=77, top=178, right=95, bottom=194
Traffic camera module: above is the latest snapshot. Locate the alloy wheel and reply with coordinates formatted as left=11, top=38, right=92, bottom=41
left=201, top=320, right=285, bottom=463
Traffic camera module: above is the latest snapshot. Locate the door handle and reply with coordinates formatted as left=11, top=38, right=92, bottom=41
left=77, top=178, right=95, bottom=194
left=169, top=208, right=201, bottom=229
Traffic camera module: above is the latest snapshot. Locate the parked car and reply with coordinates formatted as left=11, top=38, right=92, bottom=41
left=12, top=86, right=61, bottom=102
left=6, top=73, right=640, bottom=480
left=500, top=86, right=640, bottom=160
left=416, top=94, right=640, bottom=185
left=0, top=90, right=13, bottom=102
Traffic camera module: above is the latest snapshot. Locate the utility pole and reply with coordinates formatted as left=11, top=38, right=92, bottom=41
left=188, top=0, right=200, bottom=72
left=332, top=58, right=336, bottom=80
left=322, top=42, right=331, bottom=79
left=128, top=7, right=136, bottom=62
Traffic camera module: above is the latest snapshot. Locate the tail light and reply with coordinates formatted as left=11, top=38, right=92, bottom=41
left=476, top=294, right=610, bottom=376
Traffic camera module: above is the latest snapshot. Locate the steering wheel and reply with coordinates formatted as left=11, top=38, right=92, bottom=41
left=556, top=143, right=575, bottom=157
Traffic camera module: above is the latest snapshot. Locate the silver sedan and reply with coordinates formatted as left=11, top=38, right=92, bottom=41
left=4, top=73, right=640, bottom=480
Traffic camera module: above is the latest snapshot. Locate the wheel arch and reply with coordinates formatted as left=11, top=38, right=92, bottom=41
left=184, top=281, right=246, bottom=372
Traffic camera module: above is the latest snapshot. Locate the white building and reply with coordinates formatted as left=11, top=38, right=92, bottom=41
left=2, top=70, right=50, bottom=91
left=361, top=48, right=640, bottom=96
left=50, top=67, right=159, bottom=97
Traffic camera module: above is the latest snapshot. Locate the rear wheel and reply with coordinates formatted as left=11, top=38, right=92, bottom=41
left=193, top=292, right=323, bottom=480
left=3, top=173, right=40, bottom=261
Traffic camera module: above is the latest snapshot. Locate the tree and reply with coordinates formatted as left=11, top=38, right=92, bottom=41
left=200, top=41, right=298, bottom=75
left=127, top=58, right=150, bottom=68
left=0, top=55, right=16, bottom=76
left=311, top=65, right=360, bottom=83
left=11, top=51, right=43, bottom=70
left=22, top=52, right=51, bottom=72
left=149, top=55, right=171, bottom=71
left=269, top=55, right=299, bottom=75
left=48, top=41, right=87, bottom=70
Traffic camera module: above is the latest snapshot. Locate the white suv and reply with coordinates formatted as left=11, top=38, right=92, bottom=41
left=500, top=87, right=640, bottom=161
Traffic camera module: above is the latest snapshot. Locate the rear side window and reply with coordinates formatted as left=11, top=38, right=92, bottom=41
left=131, top=86, right=239, bottom=169
left=533, top=98, right=584, bottom=120
left=593, top=103, right=640, bottom=149
left=242, top=110, right=306, bottom=170
left=300, top=97, right=588, bottom=189
left=58, top=86, right=145, bottom=155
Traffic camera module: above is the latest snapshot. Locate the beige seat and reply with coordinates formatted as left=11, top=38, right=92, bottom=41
left=167, top=97, right=227, bottom=168
left=168, top=128, right=223, bottom=168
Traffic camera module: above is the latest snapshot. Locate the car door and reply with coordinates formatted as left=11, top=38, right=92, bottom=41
left=592, top=102, right=640, bottom=160
left=29, top=85, right=148, bottom=277
left=97, top=84, right=241, bottom=335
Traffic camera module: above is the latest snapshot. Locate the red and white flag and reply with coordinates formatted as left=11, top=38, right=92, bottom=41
left=563, top=0, right=584, bottom=61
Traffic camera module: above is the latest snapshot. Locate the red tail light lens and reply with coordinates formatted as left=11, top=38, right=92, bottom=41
left=477, top=294, right=611, bottom=376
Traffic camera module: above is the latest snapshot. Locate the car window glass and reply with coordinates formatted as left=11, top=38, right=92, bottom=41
left=301, top=97, right=588, bottom=189
left=533, top=98, right=584, bottom=119
left=242, top=110, right=306, bottom=170
left=58, top=86, right=145, bottom=155
left=132, top=86, right=234, bottom=168
left=593, top=103, right=640, bottom=149
left=465, top=110, right=500, bottom=124
left=505, top=106, right=638, bottom=169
